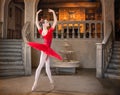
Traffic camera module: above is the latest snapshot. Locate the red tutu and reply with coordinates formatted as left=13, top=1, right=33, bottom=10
left=28, top=42, right=62, bottom=60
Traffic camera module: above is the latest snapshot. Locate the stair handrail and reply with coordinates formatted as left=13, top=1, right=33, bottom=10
left=21, top=22, right=31, bottom=75
left=96, top=20, right=113, bottom=78
left=102, top=21, right=113, bottom=73
left=22, top=21, right=31, bottom=43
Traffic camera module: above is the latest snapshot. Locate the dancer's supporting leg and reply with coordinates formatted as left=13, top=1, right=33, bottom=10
left=32, top=51, right=47, bottom=91
left=45, top=57, right=54, bottom=89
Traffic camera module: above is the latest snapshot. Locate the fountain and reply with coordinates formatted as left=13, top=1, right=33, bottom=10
left=53, top=40, right=80, bottom=74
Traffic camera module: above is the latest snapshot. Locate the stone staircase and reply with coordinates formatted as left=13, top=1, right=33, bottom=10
left=0, top=39, right=25, bottom=77
left=104, top=41, right=120, bottom=79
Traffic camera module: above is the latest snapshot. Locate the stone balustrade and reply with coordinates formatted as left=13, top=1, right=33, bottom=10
left=35, top=20, right=103, bottom=39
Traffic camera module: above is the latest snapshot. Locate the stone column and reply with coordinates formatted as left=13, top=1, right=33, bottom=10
left=24, top=0, right=40, bottom=68
left=24, top=0, right=38, bottom=40
left=0, top=0, right=6, bottom=38
left=0, top=0, right=2, bottom=21
left=0, top=0, right=5, bottom=21
left=101, top=0, right=115, bottom=37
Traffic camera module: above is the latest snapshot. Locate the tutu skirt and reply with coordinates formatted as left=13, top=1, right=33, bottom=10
left=27, top=42, right=62, bottom=60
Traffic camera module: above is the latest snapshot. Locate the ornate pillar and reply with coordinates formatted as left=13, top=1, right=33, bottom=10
left=0, top=0, right=5, bottom=21
left=101, top=0, right=115, bottom=37
left=24, top=0, right=39, bottom=40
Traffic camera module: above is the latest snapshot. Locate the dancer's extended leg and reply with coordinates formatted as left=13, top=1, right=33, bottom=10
left=45, top=57, right=54, bottom=89
left=32, top=52, right=47, bottom=91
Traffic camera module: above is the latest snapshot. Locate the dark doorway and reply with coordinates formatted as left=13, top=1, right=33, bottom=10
left=15, top=7, right=22, bottom=39
left=115, top=0, right=120, bottom=41
left=7, top=0, right=24, bottom=39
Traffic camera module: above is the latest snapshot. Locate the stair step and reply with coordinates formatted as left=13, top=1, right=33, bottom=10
left=0, top=52, right=22, bottom=56
left=109, top=63, right=120, bottom=69
left=113, top=44, right=120, bottom=48
left=113, top=48, right=120, bottom=51
left=112, top=55, right=120, bottom=59
left=0, top=64, right=24, bottom=70
left=104, top=73, right=120, bottom=79
left=0, top=56, right=22, bottom=60
left=114, top=41, right=120, bottom=44
left=111, top=59, right=120, bottom=63
left=0, top=39, right=22, bottom=42
left=0, top=40, right=23, bottom=45
left=113, top=51, right=120, bottom=55
left=0, top=45, right=22, bottom=49
left=0, top=42, right=22, bottom=45
left=0, top=61, right=23, bottom=65
left=106, top=69, right=120, bottom=74
left=0, top=48, right=22, bottom=52
left=0, top=70, right=25, bottom=77
left=0, top=59, right=22, bottom=62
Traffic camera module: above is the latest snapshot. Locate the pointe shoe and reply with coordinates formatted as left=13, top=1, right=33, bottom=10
left=50, top=83, right=55, bottom=90
left=31, top=84, right=37, bottom=92
left=31, top=86, right=35, bottom=92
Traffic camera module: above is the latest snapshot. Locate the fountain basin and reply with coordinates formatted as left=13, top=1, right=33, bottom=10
left=52, top=60, right=80, bottom=74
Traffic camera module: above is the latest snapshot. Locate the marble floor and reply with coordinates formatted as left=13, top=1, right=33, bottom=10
left=0, top=69, right=120, bottom=95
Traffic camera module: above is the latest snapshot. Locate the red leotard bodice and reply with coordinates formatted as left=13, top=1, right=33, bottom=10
left=38, top=28, right=54, bottom=47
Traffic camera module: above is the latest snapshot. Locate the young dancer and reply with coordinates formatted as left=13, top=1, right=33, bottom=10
left=28, top=9, right=62, bottom=91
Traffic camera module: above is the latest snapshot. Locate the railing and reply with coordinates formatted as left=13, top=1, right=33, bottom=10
left=35, top=20, right=103, bottom=39
left=96, top=20, right=113, bottom=78
left=22, top=22, right=31, bottom=42
left=21, top=22, right=31, bottom=75
left=0, top=22, right=3, bottom=39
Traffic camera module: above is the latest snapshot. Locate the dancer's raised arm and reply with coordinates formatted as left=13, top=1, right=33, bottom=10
left=36, top=9, right=42, bottom=30
left=48, top=9, right=57, bottom=29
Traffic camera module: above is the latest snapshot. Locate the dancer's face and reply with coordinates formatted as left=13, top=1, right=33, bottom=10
left=43, top=19, right=50, bottom=28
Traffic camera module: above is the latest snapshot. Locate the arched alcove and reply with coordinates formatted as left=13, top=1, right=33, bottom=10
left=3, top=0, right=25, bottom=39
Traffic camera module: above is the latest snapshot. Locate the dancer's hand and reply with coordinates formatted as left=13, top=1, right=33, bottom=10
left=36, top=9, right=42, bottom=14
left=48, top=9, right=54, bottom=13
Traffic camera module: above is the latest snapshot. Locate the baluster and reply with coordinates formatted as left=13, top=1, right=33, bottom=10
left=61, top=23, right=64, bottom=39
left=100, top=22, right=103, bottom=38
left=92, top=23, right=96, bottom=38
left=72, top=23, right=74, bottom=38
left=57, top=23, right=61, bottom=39
left=78, top=23, right=80, bottom=38
left=67, top=23, right=69, bottom=38
left=83, top=23, right=86, bottom=38
left=89, top=23, right=92, bottom=38
left=94, top=22, right=97, bottom=38
left=55, top=25, right=58, bottom=38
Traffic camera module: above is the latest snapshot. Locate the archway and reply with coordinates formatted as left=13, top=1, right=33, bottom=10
left=7, top=0, right=24, bottom=39
left=115, top=0, right=120, bottom=41
left=3, top=0, right=24, bottom=39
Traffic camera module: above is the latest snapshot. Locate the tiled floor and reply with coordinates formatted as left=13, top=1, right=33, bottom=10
left=0, top=69, right=120, bottom=95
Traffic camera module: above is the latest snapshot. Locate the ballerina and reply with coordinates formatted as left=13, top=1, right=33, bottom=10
left=28, top=9, right=62, bottom=91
